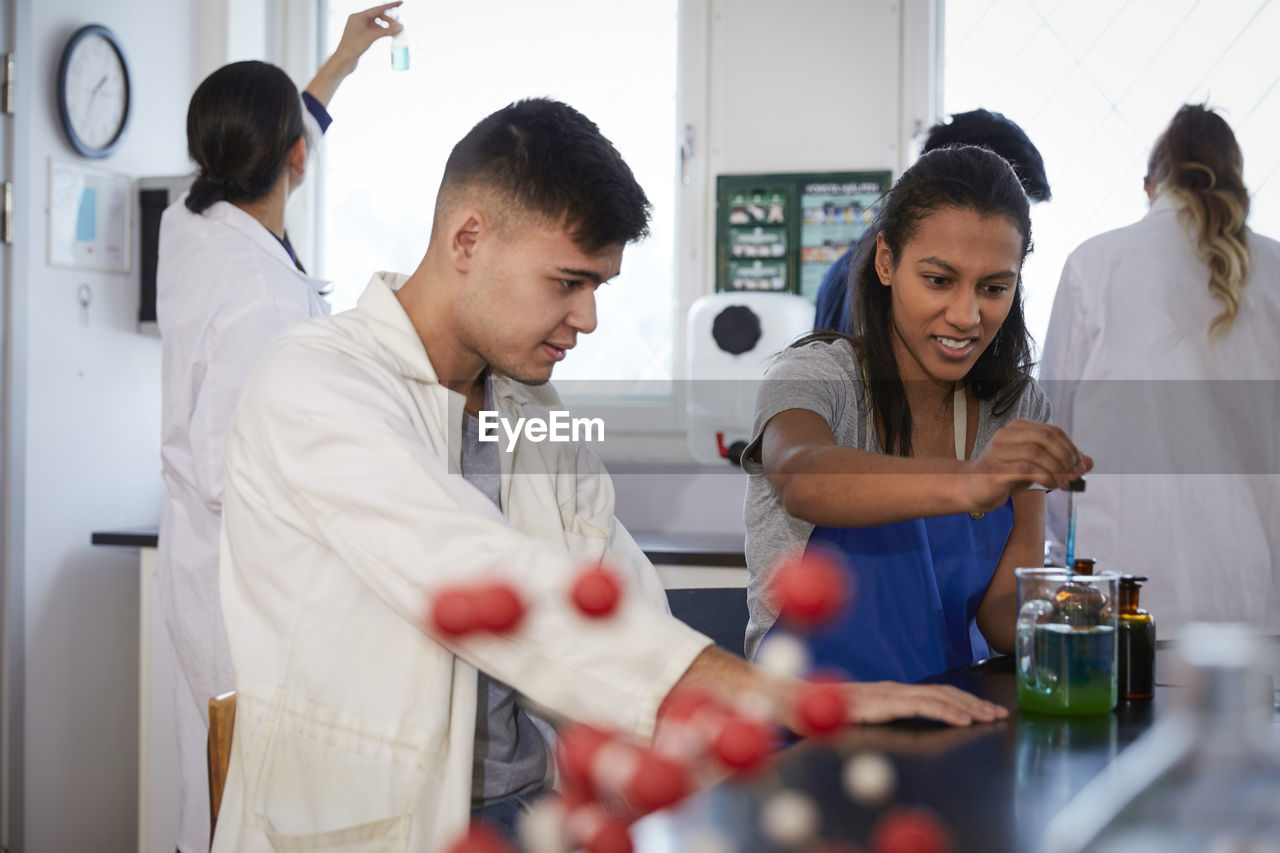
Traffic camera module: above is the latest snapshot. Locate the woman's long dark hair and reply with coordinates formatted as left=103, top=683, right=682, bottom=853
left=794, top=145, right=1035, bottom=456
left=184, top=60, right=306, bottom=214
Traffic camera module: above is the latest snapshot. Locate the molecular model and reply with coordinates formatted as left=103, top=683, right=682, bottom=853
left=427, top=553, right=952, bottom=853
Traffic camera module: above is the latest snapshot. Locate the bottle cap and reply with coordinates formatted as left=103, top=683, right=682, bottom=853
left=1119, top=575, right=1148, bottom=587
left=1067, top=477, right=1087, bottom=492
left=1071, top=557, right=1096, bottom=575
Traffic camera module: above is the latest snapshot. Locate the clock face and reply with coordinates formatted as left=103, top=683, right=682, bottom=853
left=59, top=26, right=130, bottom=157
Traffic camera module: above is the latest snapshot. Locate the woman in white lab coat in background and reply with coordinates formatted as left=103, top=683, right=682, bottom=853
left=1040, top=103, right=1280, bottom=638
left=156, top=5, right=402, bottom=850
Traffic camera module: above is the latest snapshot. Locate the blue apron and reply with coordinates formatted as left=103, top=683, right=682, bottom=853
left=763, top=383, right=1015, bottom=683
left=794, top=501, right=1014, bottom=683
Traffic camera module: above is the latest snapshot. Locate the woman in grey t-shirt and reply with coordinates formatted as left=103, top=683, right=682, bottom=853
left=743, top=146, right=1091, bottom=683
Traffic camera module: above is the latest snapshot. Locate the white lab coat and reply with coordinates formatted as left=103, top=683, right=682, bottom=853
left=157, top=195, right=330, bottom=853
left=1041, top=193, right=1280, bottom=636
left=212, top=273, right=711, bottom=853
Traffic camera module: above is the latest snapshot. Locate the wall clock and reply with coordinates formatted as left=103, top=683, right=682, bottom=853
left=57, top=24, right=131, bottom=159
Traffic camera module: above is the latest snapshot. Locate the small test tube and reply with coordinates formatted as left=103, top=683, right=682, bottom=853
left=389, top=10, right=409, bottom=71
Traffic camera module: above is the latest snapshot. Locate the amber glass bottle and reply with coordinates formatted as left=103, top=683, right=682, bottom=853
left=1054, top=556, right=1103, bottom=626
left=1117, top=575, right=1155, bottom=700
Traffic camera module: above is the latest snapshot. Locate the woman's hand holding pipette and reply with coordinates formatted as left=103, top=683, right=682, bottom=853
left=963, top=419, right=1091, bottom=512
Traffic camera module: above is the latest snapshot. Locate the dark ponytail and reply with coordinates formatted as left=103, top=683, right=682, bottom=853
left=184, top=60, right=305, bottom=214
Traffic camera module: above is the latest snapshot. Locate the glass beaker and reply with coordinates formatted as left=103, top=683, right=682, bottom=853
left=1015, top=568, right=1118, bottom=715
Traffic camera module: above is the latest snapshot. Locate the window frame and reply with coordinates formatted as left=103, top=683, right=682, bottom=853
left=530, top=0, right=712, bottom=441
left=292, top=1, right=706, bottom=453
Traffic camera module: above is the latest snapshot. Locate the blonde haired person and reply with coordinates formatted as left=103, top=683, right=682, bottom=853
left=1041, top=104, right=1280, bottom=636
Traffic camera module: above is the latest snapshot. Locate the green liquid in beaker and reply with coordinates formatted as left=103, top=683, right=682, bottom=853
left=1018, top=623, right=1117, bottom=715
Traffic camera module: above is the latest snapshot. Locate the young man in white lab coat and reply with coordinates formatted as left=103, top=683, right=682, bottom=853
left=212, top=97, right=1004, bottom=851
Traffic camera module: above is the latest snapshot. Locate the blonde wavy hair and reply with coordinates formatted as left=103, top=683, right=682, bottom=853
left=1146, top=104, right=1251, bottom=342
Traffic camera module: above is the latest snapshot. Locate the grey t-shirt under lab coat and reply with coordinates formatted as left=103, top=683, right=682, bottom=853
left=739, top=338, right=1051, bottom=660
left=461, top=405, right=552, bottom=807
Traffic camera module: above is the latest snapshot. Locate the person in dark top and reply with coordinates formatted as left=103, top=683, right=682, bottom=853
left=814, top=109, right=1052, bottom=333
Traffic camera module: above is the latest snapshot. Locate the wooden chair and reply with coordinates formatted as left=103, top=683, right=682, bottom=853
left=207, top=691, right=237, bottom=847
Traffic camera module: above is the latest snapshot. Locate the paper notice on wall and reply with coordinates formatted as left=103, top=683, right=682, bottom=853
left=48, top=159, right=131, bottom=273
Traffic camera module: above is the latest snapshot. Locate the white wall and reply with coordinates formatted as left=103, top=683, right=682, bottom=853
left=10, top=1, right=193, bottom=850
left=707, top=0, right=907, bottom=176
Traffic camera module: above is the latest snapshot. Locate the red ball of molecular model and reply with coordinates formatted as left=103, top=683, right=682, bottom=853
left=428, top=581, right=525, bottom=637
left=571, top=563, right=623, bottom=618
left=770, top=549, right=851, bottom=628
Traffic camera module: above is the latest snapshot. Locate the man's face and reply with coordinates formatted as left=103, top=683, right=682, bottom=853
left=456, top=216, right=623, bottom=386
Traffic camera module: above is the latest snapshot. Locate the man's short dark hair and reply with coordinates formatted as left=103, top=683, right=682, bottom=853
left=438, top=98, right=651, bottom=252
left=924, top=108, right=1051, bottom=202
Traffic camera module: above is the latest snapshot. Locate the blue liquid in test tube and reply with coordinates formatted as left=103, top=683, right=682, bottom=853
left=389, top=9, right=409, bottom=71
left=1065, top=491, right=1077, bottom=569
left=1064, top=478, right=1085, bottom=570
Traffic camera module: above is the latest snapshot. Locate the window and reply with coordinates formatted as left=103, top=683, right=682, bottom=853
left=318, top=0, right=682, bottom=395
left=944, top=0, right=1280, bottom=353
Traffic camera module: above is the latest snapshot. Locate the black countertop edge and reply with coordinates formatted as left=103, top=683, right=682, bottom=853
left=91, top=528, right=747, bottom=566
left=91, top=528, right=160, bottom=548
left=634, top=532, right=746, bottom=566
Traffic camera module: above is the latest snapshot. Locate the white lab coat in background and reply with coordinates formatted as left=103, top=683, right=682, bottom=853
left=1041, top=193, right=1280, bottom=637
left=157, top=196, right=330, bottom=853
left=212, top=274, right=712, bottom=853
